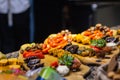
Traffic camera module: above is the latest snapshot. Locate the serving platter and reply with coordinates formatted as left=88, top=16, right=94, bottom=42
left=41, top=55, right=90, bottom=80
left=73, top=41, right=120, bottom=65
left=44, top=32, right=120, bottom=66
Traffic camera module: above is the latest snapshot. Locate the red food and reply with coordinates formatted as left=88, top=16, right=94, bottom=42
left=83, top=31, right=92, bottom=36
left=50, top=61, right=58, bottom=68
left=23, top=50, right=44, bottom=59
left=90, top=46, right=101, bottom=52
left=45, top=34, right=68, bottom=49
left=23, top=51, right=31, bottom=58
left=42, top=44, right=47, bottom=49
left=42, top=47, right=50, bottom=54
left=41, top=44, right=50, bottom=54
left=34, top=50, right=42, bottom=53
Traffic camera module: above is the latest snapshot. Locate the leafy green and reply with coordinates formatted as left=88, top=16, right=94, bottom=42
left=59, top=54, right=74, bottom=67
left=90, top=39, right=106, bottom=48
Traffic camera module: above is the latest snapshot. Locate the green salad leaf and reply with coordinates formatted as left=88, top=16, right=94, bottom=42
left=59, top=54, right=74, bottom=67
left=90, top=39, right=106, bottom=48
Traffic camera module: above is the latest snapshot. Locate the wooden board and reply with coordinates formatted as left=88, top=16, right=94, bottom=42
left=72, top=42, right=120, bottom=65
left=41, top=55, right=90, bottom=80
left=65, top=64, right=89, bottom=80
left=74, top=54, right=113, bottom=65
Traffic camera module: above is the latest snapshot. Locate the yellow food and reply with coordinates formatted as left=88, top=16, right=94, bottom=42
left=73, top=34, right=90, bottom=44
left=81, top=37, right=90, bottom=45
left=0, top=58, right=24, bottom=71
left=8, top=58, right=18, bottom=65
left=0, top=59, right=8, bottom=66
left=9, top=65, right=20, bottom=69
left=48, top=48, right=71, bottom=58
left=117, top=29, right=120, bottom=35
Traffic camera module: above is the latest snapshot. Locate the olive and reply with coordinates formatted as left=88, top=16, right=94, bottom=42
left=28, top=59, right=40, bottom=65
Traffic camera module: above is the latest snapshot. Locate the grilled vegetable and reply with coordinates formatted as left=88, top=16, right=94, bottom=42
left=63, top=44, right=79, bottom=54
left=23, top=50, right=44, bottom=59
left=24, top=56, right=38, bottom=63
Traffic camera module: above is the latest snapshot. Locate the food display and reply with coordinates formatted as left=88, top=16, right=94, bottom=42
left=44, top=30, right=72, bottom=49
left=41, top=54, right=90, bottom=80
left=63, top=43, right=95, bottom=57
left=0, top=53, right=28, bottom=80
left=48, top=48, right=71, bottom=58
left=58, top=54, right=81, bottom=72
left=0, top=24, right=120, bottom=80
left=24, top=56, right=44, bottom=70
left=81, top=24, right=113, bottom=39
left=19, top=43, right=45, bottom=71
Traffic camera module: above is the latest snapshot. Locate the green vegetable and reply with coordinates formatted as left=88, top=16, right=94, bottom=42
left=90, top=39, right=106, bottom=48
left=59, top=54, right=74, bottom=67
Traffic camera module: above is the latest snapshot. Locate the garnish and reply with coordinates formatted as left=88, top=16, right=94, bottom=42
left=91, top=39, right=106, bottom=48
left=59, top=54, right=74, bottom=67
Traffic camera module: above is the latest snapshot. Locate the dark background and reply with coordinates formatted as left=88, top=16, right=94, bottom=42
left=34, top=0, right=92, bottom=43
left=34, top=0, right=120, bottom=43
left=0, top=0, right=120, bottom=53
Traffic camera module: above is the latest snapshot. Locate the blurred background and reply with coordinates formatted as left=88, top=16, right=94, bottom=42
left=0, top=0, right=120, bottom=53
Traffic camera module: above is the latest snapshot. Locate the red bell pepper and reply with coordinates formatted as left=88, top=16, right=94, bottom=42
left=23, top=50, right=44, bottom=59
